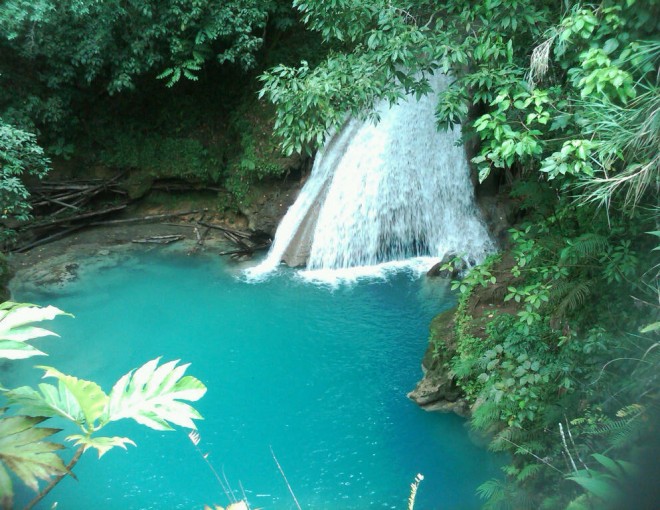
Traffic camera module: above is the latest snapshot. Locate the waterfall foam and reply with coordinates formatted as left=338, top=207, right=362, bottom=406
left=247, top=74, right=493, bottom=281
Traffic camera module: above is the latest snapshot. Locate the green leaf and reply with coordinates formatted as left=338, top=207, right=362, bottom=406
left=107, top=358, right=207, bottom=431
left=0, top=410, right=66, bottom=497
left=602, top=38, right=619, bottom=55
left=640, top=322, right=660, bottom=334
left=66, top=435, right=136, bottom=459
left=38, top=367, right=109, bottom=430
left=6, top=382, right=85, bottom=424
left=478, top=166, right=491, bottom=183
left=592, top=453, right=638, bottom=478
left=568, top=471, right=623, bottom=501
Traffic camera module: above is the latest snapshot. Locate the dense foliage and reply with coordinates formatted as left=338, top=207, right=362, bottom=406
left=0, top=0, right=306, bottom=209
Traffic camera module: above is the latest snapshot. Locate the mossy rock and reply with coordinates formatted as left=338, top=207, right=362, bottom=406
left=408, top=306, right=464, bottom=409
left=124, top=172, right=154, bottom=200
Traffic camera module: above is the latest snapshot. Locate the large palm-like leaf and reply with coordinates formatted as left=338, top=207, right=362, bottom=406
left=8, top=359, right=206, bottom=442
left=0, top=409, right=67, bottom=508
left=107, top=358, right=207, bottom=430
left=0, top=302, right=71, bottom=360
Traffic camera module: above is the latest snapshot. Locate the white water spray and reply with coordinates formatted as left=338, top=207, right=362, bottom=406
left=247, top=74, right=493, bottom=281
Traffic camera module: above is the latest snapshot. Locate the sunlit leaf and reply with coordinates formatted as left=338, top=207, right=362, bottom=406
left=107, top=358, right=206, bottom=431
left=640, top=322, right=660, bottom=333
left=0, top=302, right=71, bottom=360
left=0, top=302, right=71, bottom=331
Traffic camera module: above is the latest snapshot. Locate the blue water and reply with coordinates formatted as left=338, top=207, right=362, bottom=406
left=8, top=251, right=500, bottom=509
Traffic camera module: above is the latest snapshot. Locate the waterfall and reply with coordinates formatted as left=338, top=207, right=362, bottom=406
left=247, top=74, right=493, bottom=280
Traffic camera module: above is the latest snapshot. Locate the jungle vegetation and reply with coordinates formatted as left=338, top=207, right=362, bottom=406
left=1, top=1, right=658, bottom=508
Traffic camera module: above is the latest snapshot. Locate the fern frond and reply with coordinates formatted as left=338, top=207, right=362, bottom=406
left=477, top=478, right=507, bottom=500
left=472, top=401, right=501, bottom=431
left=560, top=234, right=609, bottom=265
left=490, top=426, right=536, bottom=452
left=592, top=417, right=631, bottom=435
left=479, top=478, right=535, bottom=510
left=517, top=463, right=543, bottom=481
left=490, top=426, right=515, bottom=451
left=608, top=418, right=645, bottom=449
left=451, top=356, right=478, bottom=378
left=615, top=403, right=644, bottom=418
left=589, top=406, right=645, bottom=449
left=514, top=440, right=544, bottom=455
left=551, top=279, right=595, bottom=319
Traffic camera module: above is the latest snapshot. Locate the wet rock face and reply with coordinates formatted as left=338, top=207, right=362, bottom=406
left=476, top=195, right=517, bottom=249
left=238, top=180, right=301, bottom=236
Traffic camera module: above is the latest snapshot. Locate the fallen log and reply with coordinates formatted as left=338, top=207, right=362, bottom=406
left=88, top=210, right=201, bottom=226
left=14, top=225, right=87, bottom=253
left=132, top=235, right=184, bottom=245
left=25, top=204, right=128, bottom=229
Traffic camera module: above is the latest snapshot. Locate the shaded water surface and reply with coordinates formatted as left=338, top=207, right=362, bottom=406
left=9, top=252, right=500, bottom=509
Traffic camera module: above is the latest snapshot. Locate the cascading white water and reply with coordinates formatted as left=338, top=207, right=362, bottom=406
left=248, top=74, right=493, bottom=279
